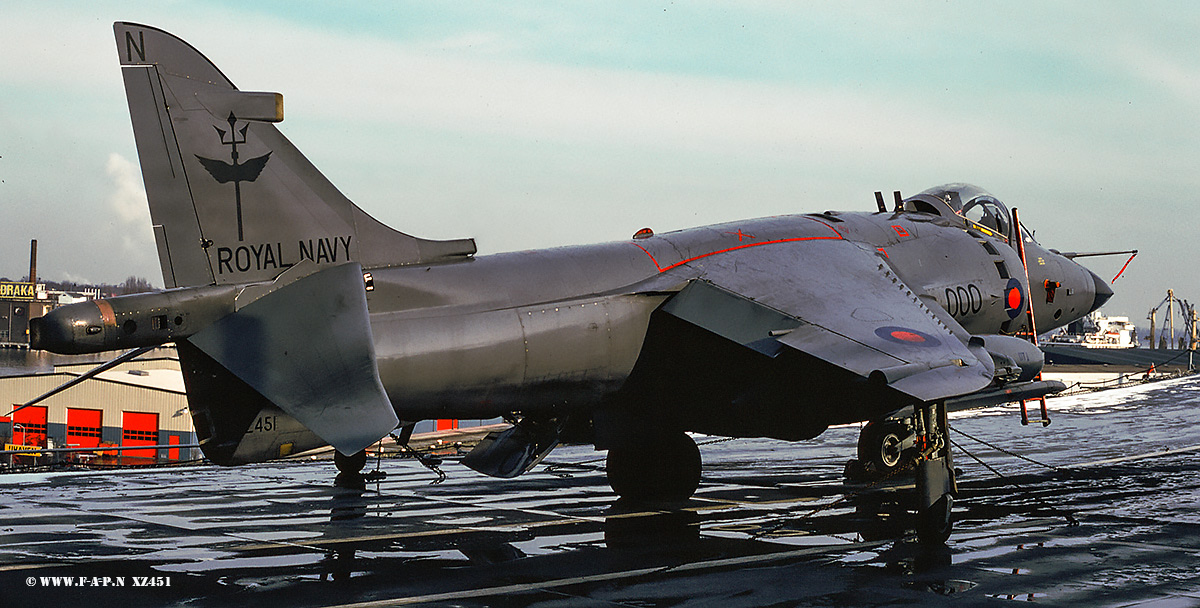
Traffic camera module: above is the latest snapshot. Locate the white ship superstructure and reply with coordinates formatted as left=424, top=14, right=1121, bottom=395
left=1048, top=311, right=1137, bottom=349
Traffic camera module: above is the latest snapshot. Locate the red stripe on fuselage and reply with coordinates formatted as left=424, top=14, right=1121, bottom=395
left=631, top=217, right=844, bottom=273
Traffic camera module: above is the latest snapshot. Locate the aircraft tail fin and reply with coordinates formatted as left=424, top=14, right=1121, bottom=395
left=114, top=22, right=475, bottom=289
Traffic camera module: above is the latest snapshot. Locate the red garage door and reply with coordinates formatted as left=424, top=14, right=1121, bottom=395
left=122, top=411, right=158, bottom=459
left=13, top=405, right=47, bottom=447
left=67, top=408, right=103, bottom=449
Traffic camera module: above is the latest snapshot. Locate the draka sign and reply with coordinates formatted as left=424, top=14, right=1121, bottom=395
left=0, top=283, right=35, bottom=300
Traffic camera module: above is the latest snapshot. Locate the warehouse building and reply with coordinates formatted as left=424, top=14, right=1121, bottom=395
left=1, top=352, right=198, bottom=467
left=2, top=347, right=494, bottom=468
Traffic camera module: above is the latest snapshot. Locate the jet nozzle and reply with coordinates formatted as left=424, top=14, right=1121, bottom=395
left=29, top=302, right=106, bottom=354
left=1088, top=269, right=1113, bottom=313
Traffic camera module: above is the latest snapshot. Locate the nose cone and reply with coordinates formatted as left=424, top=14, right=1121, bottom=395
left=1088, top=269, right=1113, bottom=313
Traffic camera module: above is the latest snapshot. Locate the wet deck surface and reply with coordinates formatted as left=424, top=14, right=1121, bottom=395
left=3, top=375, right=1200, bottom=607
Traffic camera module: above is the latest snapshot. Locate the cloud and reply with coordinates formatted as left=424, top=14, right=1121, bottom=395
left=106, top=153, right=147, bottom=222
left=60, top=271, right=94, bottom=286
left=1115, top=42, right=1200, bottom=106
left=0, top=5, right=1173, bottom=190
left=189, top=16, right=1150, bottom=198
left=105, top=152, right=154, bottom=257
left=0, top=3, right=1195, bottom=318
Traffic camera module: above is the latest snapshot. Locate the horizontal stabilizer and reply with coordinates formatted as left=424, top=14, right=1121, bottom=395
left=187, top=262, right=397, bottom=455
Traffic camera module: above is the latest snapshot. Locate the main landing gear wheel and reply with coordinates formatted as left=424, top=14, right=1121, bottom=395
left=335, top=449, right=367, bottom=475
left=607, top=432, right=701, bottom=502
left=857, top=420, right=908, bottom=477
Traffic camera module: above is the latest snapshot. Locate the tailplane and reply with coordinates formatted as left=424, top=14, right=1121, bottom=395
left=114, top=22, right=475, bottom=289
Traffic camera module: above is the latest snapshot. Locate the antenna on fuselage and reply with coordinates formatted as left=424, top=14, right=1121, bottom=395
left=874, top=191, right=887, bottom=213
left=893, top=191, right=903, bottom=212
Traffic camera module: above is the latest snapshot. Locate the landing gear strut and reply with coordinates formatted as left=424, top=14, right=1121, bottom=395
left=848, top=403, right=956, bottom=544
left=914, top=401, right=955, bottom=545
left=606, top=432, right=701, bottom=502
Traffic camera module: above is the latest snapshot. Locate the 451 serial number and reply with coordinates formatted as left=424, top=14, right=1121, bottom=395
left=247, top=415, right=278, bottom=434
left=133, top=576, right=172, bottom=587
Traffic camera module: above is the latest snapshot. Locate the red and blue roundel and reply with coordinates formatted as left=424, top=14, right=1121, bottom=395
left=1004, top=278, right=1025, bottom=319
left=874, top=326, right=942, bottom=347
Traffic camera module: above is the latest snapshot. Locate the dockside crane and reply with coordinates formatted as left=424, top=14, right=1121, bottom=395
left=1147, top=290, right=1198, bottom=350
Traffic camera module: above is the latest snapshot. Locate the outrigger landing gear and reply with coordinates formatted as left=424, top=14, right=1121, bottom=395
left=913, top=401, right=956, bottom=545
left=606, top=431, right=701, bottom=502
left=334, top=449, right=367, bottom=475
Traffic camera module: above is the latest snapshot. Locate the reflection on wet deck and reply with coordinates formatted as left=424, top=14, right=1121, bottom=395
left=3, top=375, right=1200, bottom=606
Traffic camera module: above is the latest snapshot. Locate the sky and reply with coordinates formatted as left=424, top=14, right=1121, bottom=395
left=1, top=2, right=1197, bottom=337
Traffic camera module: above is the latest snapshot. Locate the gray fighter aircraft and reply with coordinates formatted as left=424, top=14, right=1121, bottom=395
left=30, top=23, right=1113, bottom=543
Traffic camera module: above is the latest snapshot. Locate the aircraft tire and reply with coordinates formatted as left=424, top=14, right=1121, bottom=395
left=335, top=450, right=368, bottom=474
left=916, top=494, right=953, bottom=545
left=857, top=421, right=907, bottom=477
left=606, top=432, right=701, bottom=501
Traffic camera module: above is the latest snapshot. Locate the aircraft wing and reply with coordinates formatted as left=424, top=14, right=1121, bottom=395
left=661, top=238, right=994, bottom=402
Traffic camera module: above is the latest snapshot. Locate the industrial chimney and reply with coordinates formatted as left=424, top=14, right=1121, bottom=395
left=29, top=239, right=37, bottom=286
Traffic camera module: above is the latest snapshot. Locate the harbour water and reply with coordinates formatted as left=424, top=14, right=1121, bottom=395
left=0, top=348, right=107, bottom=376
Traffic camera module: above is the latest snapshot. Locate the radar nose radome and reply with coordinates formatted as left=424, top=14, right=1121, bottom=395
left=1088, top=269, right=1114, bottom=313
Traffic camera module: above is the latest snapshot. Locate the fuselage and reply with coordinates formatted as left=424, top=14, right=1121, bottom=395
left=27, top=191, right=1110, bottom=455
left=366, top=208, right=1103, bottom=422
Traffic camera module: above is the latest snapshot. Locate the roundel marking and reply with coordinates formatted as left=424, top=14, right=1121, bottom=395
left=1004, top=278, right=1025, bottom=319
left=875, top=326, right=942, bottom=347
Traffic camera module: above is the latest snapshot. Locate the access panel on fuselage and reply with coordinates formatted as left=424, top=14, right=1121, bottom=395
left=517, top=295, right=660, bottom=400
left=374, top=308, right=528, bottom=418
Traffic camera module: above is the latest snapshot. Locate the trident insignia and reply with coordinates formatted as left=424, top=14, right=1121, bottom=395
left=195, top=113, right=271, bottom=241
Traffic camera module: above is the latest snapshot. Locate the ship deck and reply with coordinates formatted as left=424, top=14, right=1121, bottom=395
left=3, top=375, right=1200, bottom=606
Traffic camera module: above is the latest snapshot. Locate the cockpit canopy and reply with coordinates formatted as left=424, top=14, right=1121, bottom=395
left=904, top=183, right=1012, bottom=241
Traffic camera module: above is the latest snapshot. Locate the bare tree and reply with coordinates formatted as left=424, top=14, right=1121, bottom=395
left=116, top=276, right=157, bottom=295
